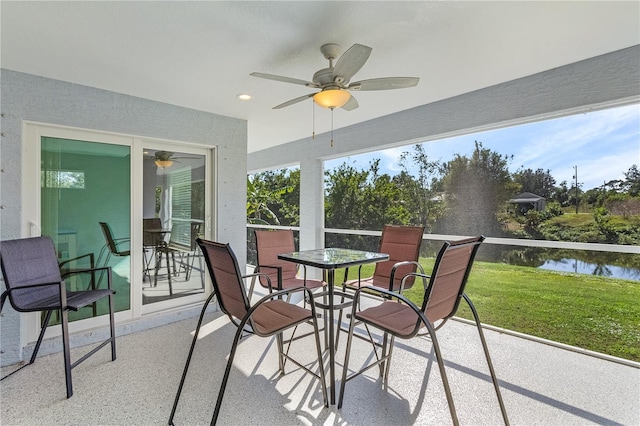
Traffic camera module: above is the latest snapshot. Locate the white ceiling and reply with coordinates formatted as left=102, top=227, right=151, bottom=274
left=2, top=1, right=638, bottom=153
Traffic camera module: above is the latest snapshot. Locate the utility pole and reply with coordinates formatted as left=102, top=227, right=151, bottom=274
left=573, top=165, right=579, bottom=214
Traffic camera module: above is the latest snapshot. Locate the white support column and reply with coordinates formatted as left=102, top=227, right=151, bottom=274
left=299, top=157, right=325, bottom=253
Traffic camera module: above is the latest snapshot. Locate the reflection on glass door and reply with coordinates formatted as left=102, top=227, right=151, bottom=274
left=142, top=149, right=206, bottom=305
left=41, top=137, right=131, bottom=323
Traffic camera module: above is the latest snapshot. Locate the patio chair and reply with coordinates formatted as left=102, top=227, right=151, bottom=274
left=167, top=222, right=204, bottom=285
left=97, top=221, right=131, bottom=267
left=342, top=225, right=425, bottom=293
left=142, top=218, right=163, bottom=281
left=338, top=236, right=509, bottom=426
left=336, top=225, right=425, bottom=344
left=0, top=236, right=116, bottom=398
left=169, top=239, right=328, bottom=425
left=249, top=229, right=326, bottom=300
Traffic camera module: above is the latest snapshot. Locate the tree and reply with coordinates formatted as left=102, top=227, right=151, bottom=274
left=552, top=180, right=571, bottom=207
left=623, top=164, right=640, bottom=196
left=247, top=169, right=297, bottom=225
left=324, top=162, right=370, bottom=229
left=325, top=159, right=409, bottom=230
left=439, top=141, right=516, bottom=236
left=512, top=167, right=556, bottom=198
left=398, top=144, right=445, bottom=231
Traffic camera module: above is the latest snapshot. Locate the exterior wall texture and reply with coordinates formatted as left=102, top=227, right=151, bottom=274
left=0, top=69, right=248, bottom=366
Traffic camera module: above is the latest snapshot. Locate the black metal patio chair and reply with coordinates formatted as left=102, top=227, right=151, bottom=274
left=0, top=236, right=116, bottom=398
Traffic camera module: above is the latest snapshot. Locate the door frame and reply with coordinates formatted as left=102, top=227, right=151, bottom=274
left=22, top=121, right=215, bottom=343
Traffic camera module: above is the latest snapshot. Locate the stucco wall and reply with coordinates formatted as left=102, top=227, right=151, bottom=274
left=0, top=69, right=248, bottom=366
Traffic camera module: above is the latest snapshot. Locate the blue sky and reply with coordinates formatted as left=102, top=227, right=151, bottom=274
left=325, top=103, right=639, bottom=191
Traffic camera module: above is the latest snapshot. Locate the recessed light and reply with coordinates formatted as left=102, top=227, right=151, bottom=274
left=237, top=93, right=252, bottom=101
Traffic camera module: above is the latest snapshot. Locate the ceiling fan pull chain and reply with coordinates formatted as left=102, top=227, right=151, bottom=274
left=330, top=107, right=334, bottom=147
left=312, top=101, right=315, bottom=139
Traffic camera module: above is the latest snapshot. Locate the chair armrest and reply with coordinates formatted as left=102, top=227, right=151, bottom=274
left=352, top=274, right=433, bottom=336
left=61, top=266, right=114, bottom=290
left=243, top=272, right=274, bottom=293
left=389, top=261, right=428, bottom=293
left=1, top=280, right=66, bottom=312
left=59, top=252, right=95, bottom=270
left=254, top=264, right=283, bottom=290
left=247, top=286, right=317, bottom=317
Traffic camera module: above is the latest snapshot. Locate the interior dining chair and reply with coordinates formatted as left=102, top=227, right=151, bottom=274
left=97, top=221, right=131, bottom=267
left=169, top=239, right=328, bottom=425
left=338, top=236, right=509, bottom=426
left=249, top=229, right=326, bottom=301
left=167, top=222, right=204, bottom=285
left=0, top=236, right=117, bottom=398
left=142, top=218, right=162, bottom=282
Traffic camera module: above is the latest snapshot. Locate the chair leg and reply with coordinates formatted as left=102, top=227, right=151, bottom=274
left=337, top=310, right=358, bottom=409
left=169, top=291, right=217, bottom=425
left=382, top=333, right=395, bottom=384
left=198, top=254, right=205, bottom=289
left=29, top=310, right=53, bottom=364
left=107, top=269, right=117, bottom=361
left=311, top=315, right=329, bottom=407
left=463, top=294, right=509, bottom=426
left=60, top=307, right=73, bottom=398
left=424, top=320, right=459, bottom=426
left=276, top=332, right=285, bottom=374
left=211, top=315, right=251, bottom=425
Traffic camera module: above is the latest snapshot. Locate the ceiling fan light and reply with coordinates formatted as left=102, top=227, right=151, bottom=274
left=313, top=89, right=351, bottom=109
left=155, top=159, right=173, bottom=168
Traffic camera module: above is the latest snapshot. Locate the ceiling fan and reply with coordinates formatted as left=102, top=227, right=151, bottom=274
left=150, top=150, right=201, bottom=168
left=251, top=43, right=420, bottom=111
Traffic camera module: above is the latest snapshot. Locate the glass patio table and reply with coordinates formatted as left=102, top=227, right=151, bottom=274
left=278, top=248, right=389, bottom=405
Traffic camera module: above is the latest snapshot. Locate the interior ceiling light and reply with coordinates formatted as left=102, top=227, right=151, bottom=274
left=313, top=89, right=351, bottom=109
left=155, top=159, right=173, bottom=168
left=237, top=93, right=252, bottom=101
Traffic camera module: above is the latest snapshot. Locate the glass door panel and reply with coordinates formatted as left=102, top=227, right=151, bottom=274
left=142, top=149, right=206, bottom=306
left=41, top=136, right=131, bottom=323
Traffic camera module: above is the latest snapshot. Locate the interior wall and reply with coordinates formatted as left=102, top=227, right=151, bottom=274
left=0, top=69, right=248, bottom=366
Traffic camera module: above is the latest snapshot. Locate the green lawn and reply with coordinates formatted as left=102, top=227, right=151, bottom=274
left=342, top=260, right=640, bottom=362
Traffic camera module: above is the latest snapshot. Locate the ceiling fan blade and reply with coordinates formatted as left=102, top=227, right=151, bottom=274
left=341, top=95, right=359, bottom=111
left=332, top=44, right=372, bottom=82
left=250, top=72, right=317, bottom=87
left=273, top=93, right=315, bottom=109
left=349, top=77, right=420, bottom=91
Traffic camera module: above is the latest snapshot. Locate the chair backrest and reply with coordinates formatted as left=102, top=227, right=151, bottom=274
left=168, top=222, right=202, bottom=251
left=254, top=229, right=298, bottom=287
left=196, top=239, right=249, bottom=322
left=371, top=225, right=424, bottom=290
left=143, top=218, right=162, bottom=246
left=422, top=236, right=484, bottom=323
left=189, top=223, right=201, bottom=251
left=99, top=222, right=123, bottom=255
left=0, top=236, right=62, bottom=311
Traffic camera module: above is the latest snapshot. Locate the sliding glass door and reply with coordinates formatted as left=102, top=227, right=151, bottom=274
left=141, top=148, right=207, bottom=307
left=23, top=122, right=214, bottom=339
left=41, top=136, right=132, bottom=323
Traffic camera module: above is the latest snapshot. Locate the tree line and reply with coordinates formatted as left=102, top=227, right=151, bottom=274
left=248, top=141, right=640, bottom=244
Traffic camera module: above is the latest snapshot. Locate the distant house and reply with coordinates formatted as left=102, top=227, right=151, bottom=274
left=509, top=192, right=546, bottom=214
